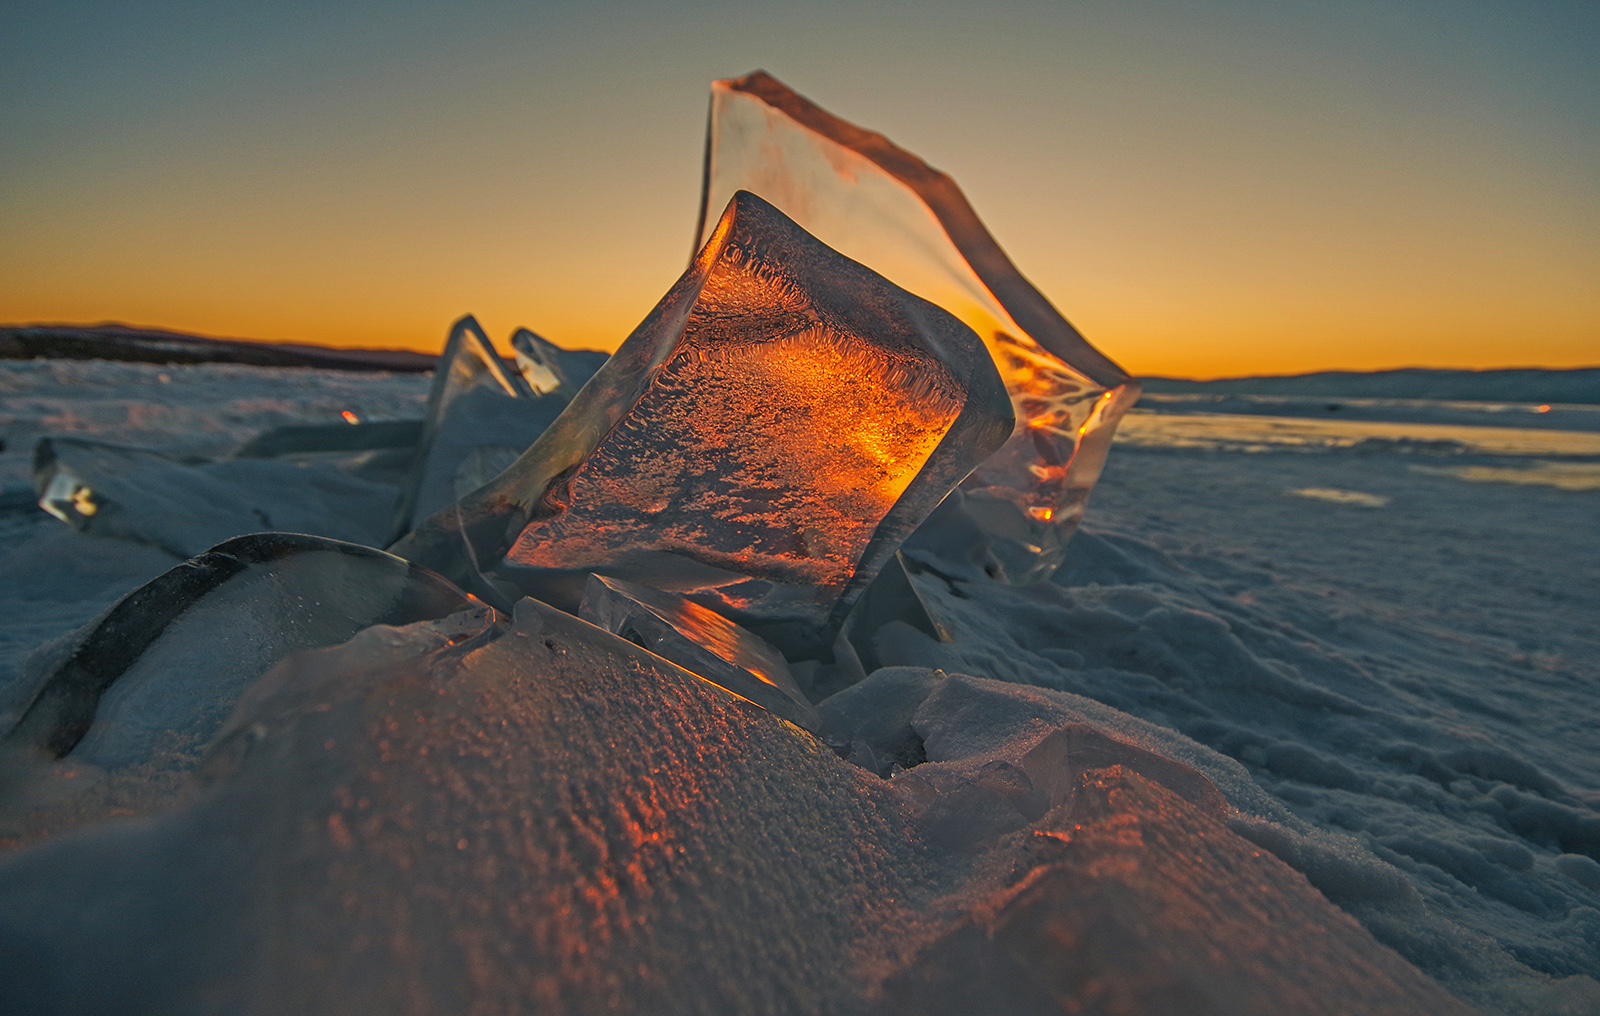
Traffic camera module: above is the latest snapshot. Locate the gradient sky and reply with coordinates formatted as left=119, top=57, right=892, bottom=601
left=2, top=0, right=1595, bottom=378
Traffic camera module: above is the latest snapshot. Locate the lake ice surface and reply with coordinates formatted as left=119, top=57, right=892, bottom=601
left=0, top=359, right=1597, bottom=1014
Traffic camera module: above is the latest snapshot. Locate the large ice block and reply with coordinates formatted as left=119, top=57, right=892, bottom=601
left=390, top=316, right=569, bottom=538
left=393, top=191, right=1014, bottom=654
left=4, top=532, right=475, bottom=767
left=697, top=71, right=1141, bottom=583
left=579, top=573, right=818, bottom=731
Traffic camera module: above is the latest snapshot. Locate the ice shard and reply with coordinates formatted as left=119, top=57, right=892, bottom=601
left=393, top=191, right=1014, bottom=655
left=580, top=573, right=819, bottom=731
left=511, top=326, right=609, bottom=397
left=34, top=436, right=399, bottom=555
left=697, top=71, right=1141, bottom=584
left=842, top=552, right=951, bottom=677
left=4, top=532, right=476, bottom=768
left=390, top=316, right=569, bottom=538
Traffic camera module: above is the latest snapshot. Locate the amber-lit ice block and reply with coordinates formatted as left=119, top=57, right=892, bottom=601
left=698, top=71, right=1141, bottom=584
left=393, top=191, right=1013, bottom=653
left=580, top=573, right=818, bottom=731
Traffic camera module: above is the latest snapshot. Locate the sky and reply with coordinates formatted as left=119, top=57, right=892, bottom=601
left=1, top=0, right=1595, bottom=378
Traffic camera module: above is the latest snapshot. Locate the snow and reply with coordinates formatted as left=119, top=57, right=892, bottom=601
left=1, top=359, right=1598, bottom=1014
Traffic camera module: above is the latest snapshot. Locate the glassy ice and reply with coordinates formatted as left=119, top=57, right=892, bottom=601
left=580, top=573, right=819, bottom=731
left=697, top=71, right=1140, bottom=583
left=34, top=436, right=398, bottom=556
left=393, top=191, right=1013, bottom=654
left=391, top=316, right=569, bottom=539
left=4, top=533, right=475, bottom=768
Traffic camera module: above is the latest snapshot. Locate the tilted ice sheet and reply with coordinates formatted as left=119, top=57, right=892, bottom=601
left=4, top=533, right=473, bottom=771
left=394, top=191, right=1013, bottom=655
left=579, top=573, right=818, bottom=731
left=32, top=435, right=401, bottom=556
left=698, top=71, right=1140, bottom=583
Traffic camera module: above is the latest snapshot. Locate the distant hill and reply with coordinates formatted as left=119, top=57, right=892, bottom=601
left=0, top=323, right=438, bottom=372
left=1139, top=368, right=1600, bottom=405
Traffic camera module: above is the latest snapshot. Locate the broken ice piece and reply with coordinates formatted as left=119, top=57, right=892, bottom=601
left=391, top=316, right=568, bottom=538
left=35, top=438, right=205, bottom=527
left=4, top=532, right=478, bottom=768
left=580, top=573, right=818, bottom=731
left=393, top=191, right=1013, bottom=655
left=512, top=327, right=611, bottom=399
left=698, top=71, right=1141, bottom=584
left=232, top=419, right=423, bottom=459
left=511, top=327, right=565, bottom=394
left=843, top=551, right=951, bottom=677
left=33, top=435, right=401, bottom=556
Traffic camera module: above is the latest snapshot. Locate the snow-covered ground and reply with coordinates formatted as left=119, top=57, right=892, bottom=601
left=1, top=359, right=1597, bottom=1014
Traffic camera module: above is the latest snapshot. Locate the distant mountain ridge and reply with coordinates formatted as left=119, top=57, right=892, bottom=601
left=0, top=323, right=438, bottom=372
left=1140, top=368, right=1600, bottom=405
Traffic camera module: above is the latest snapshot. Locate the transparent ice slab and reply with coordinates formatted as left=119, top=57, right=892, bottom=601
left=580, top=573, right=819, bottom=731
left=33, top=436, right=399, bottom=556
left=3, top=532, right=475, bottom=768
left=393, top=191, right=1014, bottom=655
left=697, top=71, right=1141, bottom=584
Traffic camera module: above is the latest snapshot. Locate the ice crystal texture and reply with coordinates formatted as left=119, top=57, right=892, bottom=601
left=394, top=191, right=1012, bottom=654
left=580, top=573, right=818, bottom=731
left=697, top=71, right=1140, bottom=583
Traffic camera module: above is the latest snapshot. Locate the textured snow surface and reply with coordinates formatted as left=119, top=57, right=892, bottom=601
left=1, top=360, right=1598, bottom=1015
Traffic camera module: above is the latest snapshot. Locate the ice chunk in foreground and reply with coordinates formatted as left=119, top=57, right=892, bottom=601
left=394, top=191, right=1013, bottom=655
left=34, top=436, right=399, bottom=555
left=0, top=598, right=921, bottom=1015
left=390, top=316, right=570, bottom=538
left=580, top=573, right=818, bottom=731
left=4, top=533, right=474, bottom=768
left=699, top=71, right=1140, bottom=583
left=875, top=767, right=1481, bottom=1016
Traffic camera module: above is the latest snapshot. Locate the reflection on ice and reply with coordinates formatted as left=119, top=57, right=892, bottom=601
left=395, top=191, right=1012, bottom=655
left=580, top=573, right=818, bottom=731
left=698, top=71, right=1139, bottom=583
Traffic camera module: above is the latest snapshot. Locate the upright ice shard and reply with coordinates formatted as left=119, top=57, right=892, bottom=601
left=580, top=573, right=819, bottom=731
left=697, top=71, right=1141, bottom=583
left=391, top=316, right=569, bottom=539
left=511, top=327, right=609, bottom=397
left=393, top=191, right=1013, bottom=654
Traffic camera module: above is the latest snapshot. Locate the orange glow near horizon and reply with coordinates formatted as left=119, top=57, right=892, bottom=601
left=2, top=7, right=1593, bottom=380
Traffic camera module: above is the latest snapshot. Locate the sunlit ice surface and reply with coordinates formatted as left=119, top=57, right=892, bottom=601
left=698, top=71, right=1140, bottom=584
left=392, top=191, right=1013, bottom=655
left=580, top=573, right=818, bottom=731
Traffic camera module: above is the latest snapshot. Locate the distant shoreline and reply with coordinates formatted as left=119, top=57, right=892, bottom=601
left=1140, top=367, right=1600, bottom=405
left=0, top=323, right=438, bottom=373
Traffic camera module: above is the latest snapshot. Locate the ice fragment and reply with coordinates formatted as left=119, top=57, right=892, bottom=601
left=394, top=191, right=1013, bottom=655
left=580, top=573, right=818, bottom=731
left=4, top=532, right=475, bottom=767
left=698, top=71, right=1140, bottom=583
left=34, top=436, right=398, bottom=555
left=391, top=316, right=568, bottom=538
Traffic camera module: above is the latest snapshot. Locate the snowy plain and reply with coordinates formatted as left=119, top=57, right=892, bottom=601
left=0, top=357, right=1597, bottom=1014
